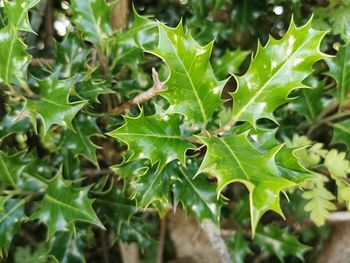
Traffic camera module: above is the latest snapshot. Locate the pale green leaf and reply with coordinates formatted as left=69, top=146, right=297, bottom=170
left=197, top=132, right=299, bottom=235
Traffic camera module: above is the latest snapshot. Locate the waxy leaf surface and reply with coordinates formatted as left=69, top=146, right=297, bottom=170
left=231, top=19, right=327, bottom=125
left=26, top=77, right=86, bottom=134
left=71, top=0, right=113, bottom=47
left=31, top=175, right=103, bottom=238
left=108, top=112, right=193, bottom=171
left=149, top=22, right=225, bottom=125
left=198, top=132, right=300, bottom=234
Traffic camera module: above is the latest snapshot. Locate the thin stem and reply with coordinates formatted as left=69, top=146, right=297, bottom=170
left=109, top=68, right=166, bottom=115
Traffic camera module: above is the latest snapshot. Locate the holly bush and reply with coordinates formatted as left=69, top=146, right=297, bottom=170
left=1, top=0, right=350, bottom=262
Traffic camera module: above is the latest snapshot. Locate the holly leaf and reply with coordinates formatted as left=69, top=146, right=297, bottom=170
left=230, top=18, right=327, bottom=125
left=75, top=78, right=113, bottom=103
left=0, top=151, right=28, bottom=187
left=173, top=164, right=223, bottom=223
left=0, top=102, right=31, bottom=140
left=226, top=233, right=251, bottom=263
left=3, top=0, right=40, bottom=32
left=48, top=231, right=86, bottom=263
left=302, top=175, right=336, bottom=226
left=326, top=44, right=350, bottom=107
left=31, top=174, right=104, bottom=238
left=254, top=225, right=310, bottom=262
left=96, top=186, right=152, bottom=248
left=197, top=132, right=300, bottom=235
left=107, top=112, right=194, bottom=171
left=61, top=115, right=102, bottom=165
left=148, top=22, right=226, bottom=125
left=333, top=119, right=350, bottom=149
left=71, top=0, right=113, bottom=48
left=0, top=26, right=30, bottom=86
left=113, top=7, right=158, bottom=69
left=14, top=243, right=49, bottom=263
left=291, top=76, right=324, bottom=122
left=0, top=198, right=26, bottom=258
left=213, top=49, right=250, bottom=79
left=54, top=34, right=90, bottom=78
left=26, top=77, right=86, bottom=135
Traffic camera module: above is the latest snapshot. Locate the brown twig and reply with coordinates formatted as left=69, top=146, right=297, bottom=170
left=110, top=68, right=166, bottom=115
left=156, top=215, right=167, bottom=263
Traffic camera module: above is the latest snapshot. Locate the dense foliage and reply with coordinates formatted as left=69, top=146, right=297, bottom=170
left=0, top=0, right=350, bottom=262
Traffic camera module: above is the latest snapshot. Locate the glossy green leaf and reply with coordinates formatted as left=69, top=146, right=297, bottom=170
left=197, top=132, right=299, bottom=234
left=31, top=174, right=103, bottom=238
left=113, top=7, right=158, bottom=69
left=75, top=78, right=113, bottom=103
left=54, top=34, right=90, bottom=78
left=26, top=77, right=86, bottom=135
left=49, top=231, right=86, bottom=263
left=0, top=102, right=31, bottom=140
left=148, top=22, right=226, bottom=125
left=172, top=164, right=223, bottom=223
left=231, top=18, right=327, bottom=125
left=3, top=0, right=40, bottom=32
left=14, top=243, right=49, bottom=263
left=226, top=233, right=250, bottom=263
left=0, top=151, right=27, bottom=187
left=291, top=76, right=324, bottom=122
left=213, top=49, right=250, bottom=79
left=333, top=119, right=350, bottom=149
left=61, top=115, right=102, bottom=165
left=302, top=175, right=336, bottom=226
left=0, top=26, right=30, bottom=86
left=108, top=112, right=194, bottom=171
left=71, top=0, right=113, bottom=47
left=96, top=186, right=152, bottom=248
left=0, top=198, right=25, bottom=257
left=326, top=44, right=350, bottom=107
left=254, top=225, right=310, bottom=262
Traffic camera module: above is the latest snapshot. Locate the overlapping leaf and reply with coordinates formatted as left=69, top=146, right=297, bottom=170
left=0, top=198, right=25, bottom=257
left=333, top=119, right=350, bottom=149
left=71, top=0, right=113, bottom=48
left=108, top=112, right=194, bottom=171
left=0, top=151, right=28, bottom=187
left=0, top=102, right=31, bottom=140
left=0, top=26, right=30, bottom=86
left=26, top=77, right=86, bottom=134
left=113, top=7, right=158, bottom=68
left=254, top=225, right=310, bottom=262
left=3, top=0, right=39, bottom=32
left=213, top=49, right=250, bottom=79
left=230, top=18, right=327, bottom=125
left=31, top=175, right=103, bottom=238
left=197, top=132, right=302, bottom=234
left=61, top=115, right=102, bottom=165
left=326, top=44, right=350, bottom=107
left=148, top=22, right=226, bottom=125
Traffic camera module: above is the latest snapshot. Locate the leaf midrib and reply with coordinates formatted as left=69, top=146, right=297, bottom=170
left=220, top=138, right=251, bottom=182
left=45, top=194, right=95, bottom=221
left=167, top=32, right=208, bottom=123
left=0, top=154, right=16, bottom=187
left=233, top=32, right=315, bottom=121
